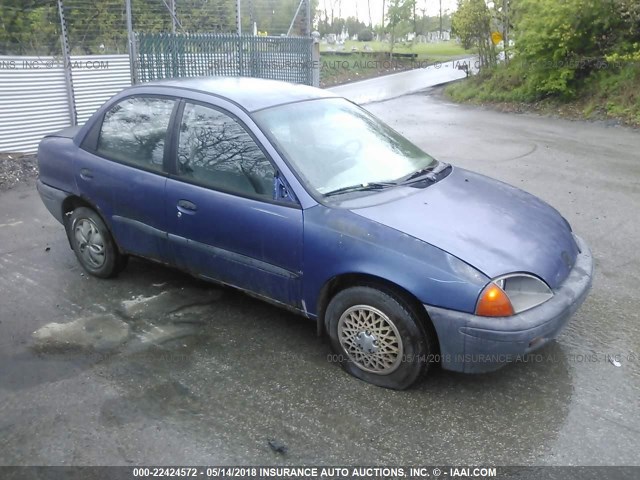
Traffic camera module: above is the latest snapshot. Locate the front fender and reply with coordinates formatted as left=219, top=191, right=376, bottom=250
left=302, top=206, right=489, bottom=317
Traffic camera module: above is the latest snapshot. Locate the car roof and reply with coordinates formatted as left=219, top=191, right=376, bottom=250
left=136, top=76, right=338, bottom=112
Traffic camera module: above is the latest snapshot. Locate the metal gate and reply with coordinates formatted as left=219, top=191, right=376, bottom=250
left=135, top=33, right=314, bottom=86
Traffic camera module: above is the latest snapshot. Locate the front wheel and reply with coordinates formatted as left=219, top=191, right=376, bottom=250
left=326, top=286, right=433, bottom=390
left=69, top=207, right=122, bottom=278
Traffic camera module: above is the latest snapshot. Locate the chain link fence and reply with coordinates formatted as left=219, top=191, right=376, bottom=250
left=0, top=0, right=312, bottom=56
left=0, top=1, right=316, bottom=153
left=136, top=32, right=314, bottom=84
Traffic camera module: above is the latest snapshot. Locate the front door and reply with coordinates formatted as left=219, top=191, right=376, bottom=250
left=165, top=100, right=303, bottom=307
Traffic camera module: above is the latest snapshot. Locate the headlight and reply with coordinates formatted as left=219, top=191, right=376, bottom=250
left=476, top=274, right=553, bottom=317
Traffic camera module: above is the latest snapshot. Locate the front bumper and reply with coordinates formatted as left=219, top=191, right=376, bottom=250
left=425, top=235, right=594, bottom=373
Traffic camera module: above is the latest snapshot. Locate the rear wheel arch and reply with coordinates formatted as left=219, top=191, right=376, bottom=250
left=62, top=195, right=102, bottom=218
left=61, top=196, right=116, bottom=248
left=317, top=273, right=440, bottom=355
left=60, top=196, right=128, bottom=273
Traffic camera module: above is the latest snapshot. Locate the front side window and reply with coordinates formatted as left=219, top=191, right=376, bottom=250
left=253, top=98, right=436, bottom=196
left=97, top=96, right=175, bottom=172
left=177, top=103, right=275, bottom=199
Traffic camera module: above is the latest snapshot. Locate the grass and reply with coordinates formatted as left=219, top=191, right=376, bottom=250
left=582, top=63, right=640, bottom=125
left=445, top=62, right=640, bottom=127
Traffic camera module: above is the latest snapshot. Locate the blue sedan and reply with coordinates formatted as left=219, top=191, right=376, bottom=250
left=37, top=77, right=593, bottom=389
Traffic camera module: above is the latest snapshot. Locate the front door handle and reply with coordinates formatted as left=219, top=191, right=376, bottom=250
left=80, top=168, right=94, bottom=180
left=177, top=200, right=197, bottom=214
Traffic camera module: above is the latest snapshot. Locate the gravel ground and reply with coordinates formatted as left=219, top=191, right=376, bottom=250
left=0, top=153, right=38, bottom=192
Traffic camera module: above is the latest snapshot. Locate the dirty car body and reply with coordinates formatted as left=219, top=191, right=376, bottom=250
left=37, top=77, right=593, bottom=389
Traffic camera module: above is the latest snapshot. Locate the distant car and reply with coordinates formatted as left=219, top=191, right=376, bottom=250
left=37, top=78, right=593, bottom=389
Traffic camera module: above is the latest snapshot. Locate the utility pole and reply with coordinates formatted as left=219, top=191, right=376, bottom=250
left=503, top=0, right=509, bottom=65
left=439, top=0, right=443, bottom=40
left=287, top=0, right=305, bottom=36
left=170, top=0, right=177, bottom=34
left=125, top=0, right=137, bottom=83
left=57, top=0, right=77, bottom=125
left=305, top=0, right=312, bottom=36
left=237, top=0, right=242, bottom=35
left=413, top=0, right=416, bottom=35
left=382, top=0, right=386, bottom=30
left=162, top=0, right=182, bottom=33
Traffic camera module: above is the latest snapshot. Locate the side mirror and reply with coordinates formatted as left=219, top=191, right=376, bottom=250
left=273, top=171, right=297, bottom=203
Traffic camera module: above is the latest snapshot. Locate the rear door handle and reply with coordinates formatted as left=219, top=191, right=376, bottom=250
left=177, top=200, right=197, bottom=214
left=80, top=168, right=94, bottom=180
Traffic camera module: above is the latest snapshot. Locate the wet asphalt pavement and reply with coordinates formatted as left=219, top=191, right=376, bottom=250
left=1, top=90, right=639, bottom=467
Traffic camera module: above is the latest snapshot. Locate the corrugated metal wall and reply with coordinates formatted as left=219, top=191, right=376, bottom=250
left=0, top=55, right=131, bottom=154
left=72, top=55, right=132, bottom=125
left=0, top=56, right=72, bottom=154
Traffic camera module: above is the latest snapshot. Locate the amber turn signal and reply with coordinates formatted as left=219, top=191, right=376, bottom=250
left=476, top=283, right=515, bottom=317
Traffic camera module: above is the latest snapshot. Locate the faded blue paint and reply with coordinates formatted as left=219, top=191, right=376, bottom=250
left=351, top=167, right=580, bottom=289
left=36, top=78, right=594, bottom=374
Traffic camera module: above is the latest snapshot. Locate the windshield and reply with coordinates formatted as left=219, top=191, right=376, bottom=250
left=253, top=98, right=436, bottom=196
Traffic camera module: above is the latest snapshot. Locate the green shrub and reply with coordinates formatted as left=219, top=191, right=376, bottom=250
left=358, top=30, right=374, bottom=42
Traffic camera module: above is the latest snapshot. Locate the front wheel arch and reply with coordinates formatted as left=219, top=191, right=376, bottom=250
left=317, top=273, right=440, bottom=357
left=325, top=285, right=435, bottom=389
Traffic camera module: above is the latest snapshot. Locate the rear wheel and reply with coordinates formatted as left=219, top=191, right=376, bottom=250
left=326, top=286, right=433, bottom=390
left=69, top=207, right=123, bottom=278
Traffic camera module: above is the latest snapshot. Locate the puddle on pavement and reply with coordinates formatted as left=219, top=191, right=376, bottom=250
left=32, top=314, right=131, bottom=352
left=30, top=286, right=226, bottom=358
left=117, top=288, right=223, bottom=320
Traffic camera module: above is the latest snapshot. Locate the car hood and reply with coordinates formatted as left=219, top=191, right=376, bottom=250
left=351, top=167, right=579, bottom=289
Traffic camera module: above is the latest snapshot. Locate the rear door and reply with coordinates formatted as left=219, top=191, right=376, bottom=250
left=76, top=95, right=178, bottom=262
left=164, top=99, right=304, bottom=307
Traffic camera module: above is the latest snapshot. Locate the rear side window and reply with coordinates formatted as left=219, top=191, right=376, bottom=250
left=177, top=102, right=275, bottom=199
left=97, top=96, right=175, bottom=172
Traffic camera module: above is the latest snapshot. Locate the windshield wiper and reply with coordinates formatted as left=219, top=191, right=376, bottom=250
left=323, top=182, right=398, bottom=197
left=400, top=161, right=451, bottom=185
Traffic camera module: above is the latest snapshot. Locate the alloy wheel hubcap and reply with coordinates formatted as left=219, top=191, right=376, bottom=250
left=337, top=305, right=403, bottom=375
left=74, top=218, right=106, bottom=268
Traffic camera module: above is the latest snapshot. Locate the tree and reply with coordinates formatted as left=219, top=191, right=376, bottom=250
left=345, top=16, right=368, bottom=37
left=488, top=0, right=513, bottom=65
left=451, top=0, right=496, bottom=68
left=0, top=0, right=59, bottom=55
left=387, top=0, right=415, bottom=56
left=65, top=0, right=130, bottom=54
left=416, top=12, right=452, bottom=35
left=514, top=0, right=629, bottom=98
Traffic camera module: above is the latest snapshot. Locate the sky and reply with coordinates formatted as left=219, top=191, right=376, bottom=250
left=318, top=0, right=459, bottom=27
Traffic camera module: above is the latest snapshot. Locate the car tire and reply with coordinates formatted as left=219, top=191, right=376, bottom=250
left=69, top=207, right=121, bottom=278
left=326, top=286, right=433, bottom=390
